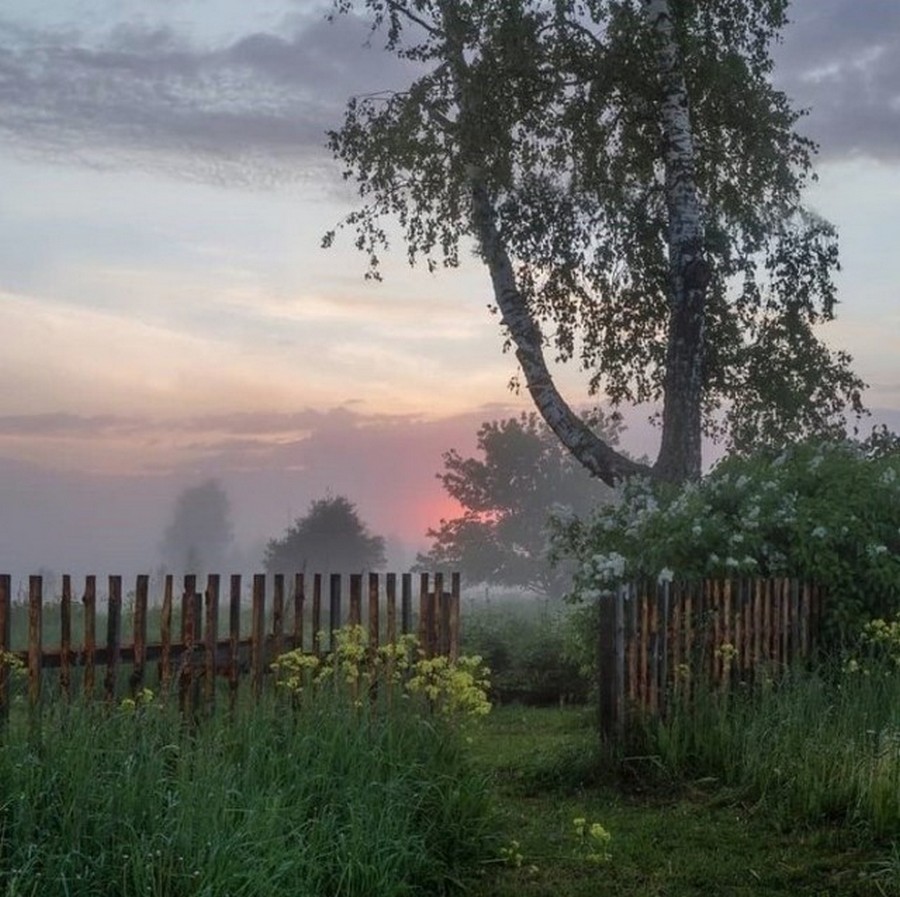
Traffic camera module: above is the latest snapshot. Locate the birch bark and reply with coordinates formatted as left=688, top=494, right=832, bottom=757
left=644, top=0, right=709, bottom=483
left=437, top=0, right=647, bottom=487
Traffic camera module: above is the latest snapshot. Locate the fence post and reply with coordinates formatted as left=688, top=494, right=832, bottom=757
left=228, top=574, right=241, bottom=712
left=597, top=591, right=618, bottom=739
left=204, top=575, right=220, bottom=713
left=293, top=573, right=305, bottom=652
left=386, top=573, right=397, bottom=648
left=273, top=574, right=285, bottom=663
left=179, top=575, right=200, bottom=719
left=28, top=575, right=43, bottom=710
left=132, top=575, right=148, bottom=697
left=349, top=574, right=362, bottom=628
left=105, top=576, right=122, bottom=703
left=160, top=575, right=173, bottom=695
left=449, top=572, right=461, bottom=662
left=83, top=576, right=96, bottom=699
left=433, top=572, right=445, bottom=656
left=329, top=574, right=342, bottom=649
left=312, top=574, right=323, bottom=656
left=60, top=575, right=72, bottom=700
left=0, top=575, right=9, bottom=723
left=368, top=573, right=380, bottom=650
left=251, top=574, right=266, bottom=699
left=401, top=573, right=412, bottom=636
left=418, top=573, right=431, bottom=656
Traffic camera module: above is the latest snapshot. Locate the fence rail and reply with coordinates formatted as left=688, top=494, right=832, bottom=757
left=0, top=571, right=460, bottom=719
left=597, top=578, right=823, bottom=738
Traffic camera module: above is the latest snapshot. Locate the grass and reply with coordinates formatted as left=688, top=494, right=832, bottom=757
left=5, top=609, right=900, bottom=896
left=0, top=694, right=496, bottom=897
left=469, top=706, right=896, bottom=897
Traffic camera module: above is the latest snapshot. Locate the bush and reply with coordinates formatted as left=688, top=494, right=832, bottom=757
left=550, top=438, right=900, bottom=643
left=461, top=596, right=590, bottom=705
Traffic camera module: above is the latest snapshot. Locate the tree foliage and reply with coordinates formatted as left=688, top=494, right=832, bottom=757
left=160, top=479, right=233, bottom=573
left=264, top=495, right=387, bottom=574
left=418, top=411, right=618, bottom=595
left=550, top=437, right=900, bottom=641
left=327, top=0, right=865, bottom=484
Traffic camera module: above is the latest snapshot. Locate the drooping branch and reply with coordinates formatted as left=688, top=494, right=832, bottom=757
left=468, top=172, right=648, bottom=487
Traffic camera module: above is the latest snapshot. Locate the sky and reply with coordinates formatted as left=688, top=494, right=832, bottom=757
left=0, top=0, right=898, bottom=584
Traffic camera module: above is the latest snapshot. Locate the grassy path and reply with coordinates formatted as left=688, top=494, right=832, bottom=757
left=469, top=706, right=895, bottom=897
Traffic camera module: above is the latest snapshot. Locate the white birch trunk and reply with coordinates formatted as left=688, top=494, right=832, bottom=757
left=468, top=176, right=648, bottom=486
left=644, top=0, right=709, bottom=483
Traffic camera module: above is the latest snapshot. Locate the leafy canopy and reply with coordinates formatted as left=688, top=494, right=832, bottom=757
left=264, top=495, right=387, bottom=573
left=327, top=0, right=864, bottom=459
left=417, top=411, right=617, bottom=595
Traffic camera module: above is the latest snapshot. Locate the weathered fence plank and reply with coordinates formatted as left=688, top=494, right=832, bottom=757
left=60, top=575, right=73, bottom=699
left=133, top=574, right=148, bottom=696
left=0, top=575, right=9, bottom=721
left=599, top=578, right=823, bottom=738
left=28, top=576, right=42, bottom=708
left=0, top=572, right=461, bottom=715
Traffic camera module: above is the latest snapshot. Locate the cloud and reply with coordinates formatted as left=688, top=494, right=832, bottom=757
left=0, top=11, right=414, bottom=186
left=4, top=0, right=895, bottom=189
left=774, top=1, right=900, bottom=162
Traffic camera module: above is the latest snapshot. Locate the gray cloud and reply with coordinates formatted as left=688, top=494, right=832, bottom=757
left=0, top=0, right=896, bottom=186
left=0, top=412, right=141, bottom=436
left=0, top=11, right=413, bottom=186
left=774, top=1, right=900, bottom=161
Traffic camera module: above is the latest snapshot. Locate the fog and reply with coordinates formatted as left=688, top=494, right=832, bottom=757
left=5, top=405, right=897, bottom=600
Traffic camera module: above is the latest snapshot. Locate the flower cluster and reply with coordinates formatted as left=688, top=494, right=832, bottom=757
left=119, top=687, right=155, bottom=713
left=271, top=626, right=491, bottom=722
left=573, top=817, right=612, bottom=864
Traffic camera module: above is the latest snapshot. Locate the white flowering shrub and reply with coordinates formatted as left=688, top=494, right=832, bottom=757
left=549, top=438, right=900, bottom=641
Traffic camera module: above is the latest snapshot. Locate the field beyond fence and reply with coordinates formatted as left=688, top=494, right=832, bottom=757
left=597, top=577, right=823, bottom=738
left=0, top=571, right=460, bottom=718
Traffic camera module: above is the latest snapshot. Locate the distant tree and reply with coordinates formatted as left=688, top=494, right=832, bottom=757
left=160, top=479, right=234, bottom=573
left=417, top=412, right=619, bottom=597
left=264, top=495, right=387, bottom=574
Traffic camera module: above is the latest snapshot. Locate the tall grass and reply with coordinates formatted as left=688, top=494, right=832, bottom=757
left=0, top=694, right=495, bottom=896
left=629, top=660, right=900, bottom=836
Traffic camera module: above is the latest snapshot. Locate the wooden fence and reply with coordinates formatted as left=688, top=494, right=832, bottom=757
left=597, top=578, right=824, bottom=738
left=0, top=571, right=460, bottom=719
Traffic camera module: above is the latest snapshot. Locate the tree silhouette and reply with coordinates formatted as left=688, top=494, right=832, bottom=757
left=160, top=479, right=233, bottom=573
left=264, top=495, right=386, bottom=574
left=418, top=412, right=618, bottom=596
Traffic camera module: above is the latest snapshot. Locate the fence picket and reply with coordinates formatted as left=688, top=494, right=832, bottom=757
left=28, top=576, right=42, bottom=708
left=0, top=572, right=459, bottom=719
left=0, top=575, right=9, bottom=721
left=597, top=577, right=822, bottom=739
left=60, top=575, right=73, bottom=699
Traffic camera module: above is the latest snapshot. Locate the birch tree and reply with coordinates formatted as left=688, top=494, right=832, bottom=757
left=326, top=0, right=865, bottom=485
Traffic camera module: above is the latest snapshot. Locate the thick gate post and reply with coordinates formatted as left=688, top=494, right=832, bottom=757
left=597, top=590, right=619, bottom=740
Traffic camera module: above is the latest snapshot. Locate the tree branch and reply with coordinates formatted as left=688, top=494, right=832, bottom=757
left=468, top=172, right=649, bottom=487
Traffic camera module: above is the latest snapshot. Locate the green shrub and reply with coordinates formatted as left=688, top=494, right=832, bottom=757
left=461, top=597, right=590, bottom=705
left=551, top=438, right=900, bottom=642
